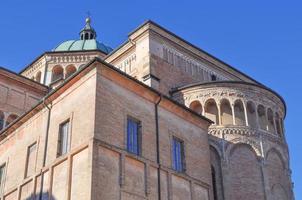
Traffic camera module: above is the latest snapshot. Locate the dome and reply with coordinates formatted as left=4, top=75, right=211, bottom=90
left=52, top=17, right=113, bottom=54
left=53, top=39, right=113, bottom=54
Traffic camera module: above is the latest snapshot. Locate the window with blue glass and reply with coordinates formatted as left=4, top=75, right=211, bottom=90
left=172, top=137, right=185, bottom=172
left=127, top=117, right=141, bottom=155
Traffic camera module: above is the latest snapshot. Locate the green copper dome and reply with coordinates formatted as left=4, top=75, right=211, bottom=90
left=53, top=39, right=113, bottom=53
left=52, top=17, right=113, bottom=54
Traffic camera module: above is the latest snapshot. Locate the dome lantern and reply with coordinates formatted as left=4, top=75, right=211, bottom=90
left=52, top=17, right=113, bottom=54
left=80, top=17, right=97, bottom=40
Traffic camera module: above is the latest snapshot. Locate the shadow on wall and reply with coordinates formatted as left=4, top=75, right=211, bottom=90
left=25, top=192, right=56, bottom=200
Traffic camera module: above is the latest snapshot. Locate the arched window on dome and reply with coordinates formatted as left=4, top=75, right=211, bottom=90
left=51, top=65, right=64, bottom=82
left=220, top=99, right=233, bottom=125
left=234, top=100, right=246, bottom=126
left=0, top=111, right=4, bottom=130
left=205, top=99, right=219, bottom=125
left=65, top=65, right=77, bottom=79
left=35, top=71, right=42, bottom=83
left=85, top=33, right=89, bottom=40
left=189, top=101, right=203, bottom=115
left=6, top=114, right=19, bottom=127
left=257, top=105, right=267, bottom=131
left=267, top=108, right=275, bottom=133
left=247, top=101, right=257, bottom=128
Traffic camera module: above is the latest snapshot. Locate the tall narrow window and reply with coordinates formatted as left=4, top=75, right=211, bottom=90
left=25, top=143, right=37, bottom=178
left=127, top=117, right=141, bottom=155
left=57, top=120, right=70, bottom=157
left=172, top=137, right=185, bottom=172
left=0, top=164, right=5, bottom=190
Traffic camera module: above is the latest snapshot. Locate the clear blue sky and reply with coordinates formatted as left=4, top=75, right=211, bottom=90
left=0, top=0, right=301, bottom=198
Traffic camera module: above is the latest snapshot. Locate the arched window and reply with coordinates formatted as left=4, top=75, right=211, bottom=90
left=234, top=100, right=246, bottom=126
left=211, top=166, right=218, bottom=200
left=189, top=101, right=203, bottom=115
left=211, top=75, right=217, bottom=81
left=205, top=99, right=219, bottom=125
left=247, top=101, right=257, bottom=128
left=0, top=111, right=4, bottom=130
left=275, top=113, right=282, bottom=136
left=35, top=71, right=42, bottom=83
left=257, top=105, right=267, bottom=131
left=267, top=108, right=275, bottom=133
left=6, top=114, right=19, bottom=126
left=85, top=33, right=89, bottom=40
left=51, top=65, right=64, bottom=82
left=65, top=65, right=77, bottom=79
left=220, top=99, right=233, bottom=125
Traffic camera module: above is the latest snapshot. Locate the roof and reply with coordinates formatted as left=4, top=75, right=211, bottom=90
left=53, top=39, right=113, bottom=54
left=0, top=66, right=49, bottom=92
left=107, top=20, right=264, bottom=86
left=1, top=58, right=213, bottom=138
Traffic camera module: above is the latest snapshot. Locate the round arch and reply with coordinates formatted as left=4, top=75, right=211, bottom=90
left=220, top=99, right=233, bottom=125
left=204, top=99, right=219, bottom=125
left=51, top=65, right=64, bottom=82
left=65, top=65, right=77, bottom=79
left=227, top=143, right=265, bottom=200
left=267, top=108, right=275, bottom=133
left=257, top=105, right=267, bottom=131
left=275, top=113, right=282, bottom=136
left=247, top=101, right=257, bottom=128
left=234, top=99, right=246, bottom=126
left=189, top=100, right=203, bottom=115
left=6, top=113, right=19, bottom=126
left=265, top=147, right=286, bottom=170
left=35, top=71, right=42, bottom=83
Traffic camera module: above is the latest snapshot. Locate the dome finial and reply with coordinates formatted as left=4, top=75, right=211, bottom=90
left=86, top=17, right=91, bottom=24
left=80, top=12, right=96, bottom=40
left=85, top=11, right=91, bottom=24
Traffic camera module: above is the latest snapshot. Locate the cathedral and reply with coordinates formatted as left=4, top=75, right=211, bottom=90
left=0, top=18, right=294, bottom=200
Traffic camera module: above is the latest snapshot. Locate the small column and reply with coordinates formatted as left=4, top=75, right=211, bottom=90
left=217, top=102, right=221, bottom=126
left=265, top=108, right=269, bottom=131
left=231, top=103, right=236, bottom=125
left=243, top=102, right=249, bottom=126
left=255, top=104, right=260, bottom=129
left=273, top=114, right=278, bottom=135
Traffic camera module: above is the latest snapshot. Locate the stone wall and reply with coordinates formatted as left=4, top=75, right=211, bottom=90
left=0, top=67, right=97, bottom=199
left=91, top=63, right=212, bottom=200
left=0, top=70, right=47, bottom=131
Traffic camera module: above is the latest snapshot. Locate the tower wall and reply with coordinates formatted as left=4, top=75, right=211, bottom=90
left=172, top=82, right=293, bottom=200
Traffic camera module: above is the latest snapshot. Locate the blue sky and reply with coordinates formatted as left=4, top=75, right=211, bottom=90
left=0, top=0, right=301, bottom=198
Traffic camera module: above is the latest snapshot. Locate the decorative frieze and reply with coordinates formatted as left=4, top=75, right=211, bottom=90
left=162, top=44, right=228, bottom=81
left=209, top=126, right=258, bottom=137
left=116, top=53, right=137, bottom=74
left=182, top=87, right=284, bottom=116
